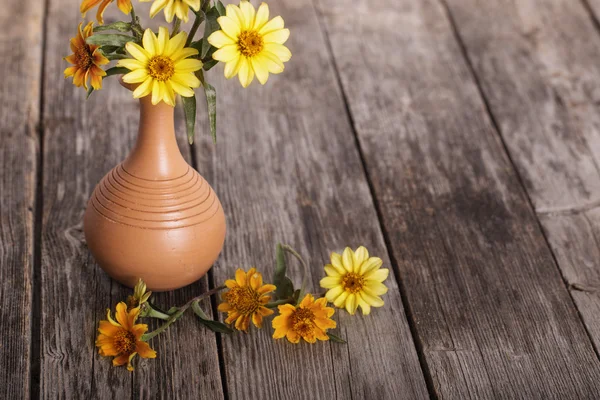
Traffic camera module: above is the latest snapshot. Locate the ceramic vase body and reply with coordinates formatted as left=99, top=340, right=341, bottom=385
left=83, top=96, right=226, bottom=291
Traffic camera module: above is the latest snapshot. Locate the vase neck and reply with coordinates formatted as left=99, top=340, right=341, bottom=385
left=122, top=96, right=189, bottom=180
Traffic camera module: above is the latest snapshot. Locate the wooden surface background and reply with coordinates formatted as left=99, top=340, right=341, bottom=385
left=3, top=0, right=600, bottom=398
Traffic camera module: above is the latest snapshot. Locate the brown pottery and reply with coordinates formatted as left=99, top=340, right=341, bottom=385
left=83, top=93, right=226, bottom=291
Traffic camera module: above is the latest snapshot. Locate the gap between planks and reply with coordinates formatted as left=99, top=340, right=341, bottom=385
left=439, top=0, right=600, bottom=366
left=310, top=0, right=438, bottom=398
left=438, top=0, right=600, bottom=366
left=30, top=0, right=51, bottom=398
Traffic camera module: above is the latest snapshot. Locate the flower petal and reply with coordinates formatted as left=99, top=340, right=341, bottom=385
left=359, top=257, right=383, bottom=275
left=333, top=291, right=349, bottom=308
left=224, top=56, right=243, bottom=79
left=356, top=293, right=371, bottom=315
left=208, top=30, right=236, bottom=48
left=342, top=247, right=354, bottom=272
left=360, top=291, right=385, bottom=307
left=132, top=77, right=153, bottom=99
left=345, top=293, right=358, bottom=315
left=122, top=68, right=149, bottom=83
left=263, top=43, right=291, bottom=62
left=330, top=253, right=345, bottom=275
left=253, top=2, right=269, bottom=31
left=258, top=15, right=284, bottom=35
left=251, top=56, right=269, bottom=85
left=212, top=44, right=240, bottom=62
left=136, top=341, right=157, bottom=358
left=235, top=268, right=247, bottom=286
left=166, top=31, right=188, bottom=57
left=325, top=286, right=344, bottom=303
left=217, top=16, right=241, bottom=39
left=320, top=276, right=341, bottom=289
left=143, top=28, right=158, bottom=55
left=365, top=268, right=389, bottom=283
left=239, top=0, right=256, bottom=29
left=175, top=58, right=203, bottom=73
left=126, top=42, right=150, bottom=62
left=115, top=302, right=131, bottom=329
left=324, top=264, right=341, bottom=277
left=263, top=28, right=290, bottom=44
left=363, top=281, right=388, bottom=296
left=238, top=57, right=254, bottom=88
left=353, top=246, right=369, bottom=272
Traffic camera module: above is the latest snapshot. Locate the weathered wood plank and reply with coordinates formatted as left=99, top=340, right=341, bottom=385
left=317, top=0, right=600, bottom=397
left=41, top=3, right=223, bottom=398
left=193, top=1, right=429, bottom=399
left=0, top=0, right=43, bottom=398
left=443, top=0, right=600, bottom=369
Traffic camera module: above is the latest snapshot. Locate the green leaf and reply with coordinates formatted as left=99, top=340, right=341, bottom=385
left=100, top=45, right=120, bottom=54
left=167, top=306, right=179, bottom=314
left=182, top=94, right=197, bottom=145
left=203, top=82, right=217, bottom=144
left=273, top=244, right=295, bottom=300
left=201, top=7, right=221, bottom=58
left=192, top=301, right=234, bottom=334
left=86, top=33, right=136, bottom=47
left=216, top=0, right=226, bottom=16
left=327, top=333, right=347, bottom=344
left=190, top=40, right=202, bottom=52
left=105, top=53, right=129, bottom=60
left=202, top=59, right=218, bottom=71
left=93, top=21, right=131, bottom=33
left=105, top=66, right=130, bottom=77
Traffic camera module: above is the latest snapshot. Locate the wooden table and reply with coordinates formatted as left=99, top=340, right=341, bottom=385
left=4, top=0, right=600, bottom=398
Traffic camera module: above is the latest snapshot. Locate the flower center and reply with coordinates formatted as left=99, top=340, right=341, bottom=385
left=113, top=329, right=137, bottom=354
left=148, top=56, right=175, bottom=82
left=291, top=307, right=315, bottom=336
left=342, top=272, right=365, bottom=293
left=76, top=45, right=94, bottom=70
left=238, top=30, right=264, bottom=57
left=224, top=286, right=261, bottom=315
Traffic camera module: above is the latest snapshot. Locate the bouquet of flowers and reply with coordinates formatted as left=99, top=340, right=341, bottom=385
left=65, top=0, right=292, bottom=143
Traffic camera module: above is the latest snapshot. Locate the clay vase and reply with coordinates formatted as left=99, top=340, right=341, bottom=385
left=83, top=94, right=226, bottom=291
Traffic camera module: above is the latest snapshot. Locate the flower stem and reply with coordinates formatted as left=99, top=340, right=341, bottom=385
left=141, top=285, right=226, bottom=341
left=186, top=11, right=205, bottom=47
left=145, top=306, right=171, bottom=320
left=171, top=17, right=182, bottom=37
left=265, top=298, right=293, bottom=308
left=130, top=5, right=144, bottom=41
left=281, top=244, right=309, bottom=303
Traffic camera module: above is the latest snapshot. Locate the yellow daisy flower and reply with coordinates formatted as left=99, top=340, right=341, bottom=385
left=207, top=1, right=291, bottom=87
left=80, top=0, right=132, bottom=25
left=117, top=27, right=203, bottom=106
left=95, top=302, right=156, bottom=371
left=272, top=294, right=336, bottom=344
left=218, top=267, right=275, bottom=331
left=320, top=247, right=390, bottom=315
left=64, top=22, right=109, bottom=91
left=140, top=0, right=201, bottom=23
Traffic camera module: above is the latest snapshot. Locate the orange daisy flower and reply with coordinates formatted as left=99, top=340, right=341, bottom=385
left=95, top=302, right=156, bottom=371
left=64, top=22, right=109, bottom=91
left=80, top=0, right=132, bottom=25
left=272, top=294, right=336, bottom=343
left=218, top=268, right=275, bottom=331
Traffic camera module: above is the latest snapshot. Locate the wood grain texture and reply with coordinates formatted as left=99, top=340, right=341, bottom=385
left=317, top=0, right=600, bottom=398
left=443, top=0, right=600, bottom=377
left=41, top=3, right=223, bottom=399
left=193, top=1, right=429, bottom=399
left=0, top=0, right=43, bottom=398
